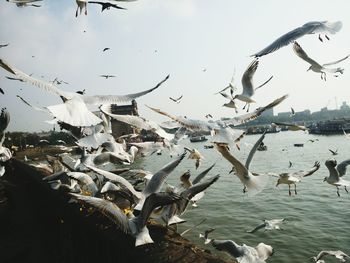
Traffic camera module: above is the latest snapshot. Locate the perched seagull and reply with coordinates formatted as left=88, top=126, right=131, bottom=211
left=88, top=1, right=126, bottom=11
left=232, top=59, right=273, bottom=112
left=329, top=149, right=338, bottom=155
left=272, top=122, right=308, bottom=131
left=247, top=219, right=286, bottom=233
left=312, top=250, right=350, bottom=262
left=272, top=161, right=320, bottom=196
left=100, top=74, right=116, bottom=79
left=252, top=21, right=343, bottom=58
left=215, top=143, right=269, bottom=195
left=102, top=47, right=110, bottom=52
left=0, top=58, right=169, bottom=127
left=75, top=0, right=87, bottom=17
left=324, top=159, right=350, bottom=197
left=200, top=229, right=274, bottom=263
left=0, top=44, right=9, bottom=48
left=293, top=41, right=348, bottom=81
left=169, top=95, right=183, bottom=104
left=71, top=192, right=181, bottom=246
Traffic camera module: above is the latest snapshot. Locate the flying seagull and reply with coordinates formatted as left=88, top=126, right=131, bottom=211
left=100, top=74, right=116, bottom=79
left=169, top=95, right=183, bottom=104
left=71, top=192, right=181, bottom=246
left=252, top=21, right=343, bottom=57
left=324, top=159, right=350, bottom=196
left=271, top=162, right=320, bottom=196
left=232, top=59, right=273, bottom=112
left=312, top=250, right=350, bottom=262
left=247, top=218, right=286, bottom=233
left=102, top=47, right=110, bottom=52
left=272, top=122, right=308, bottom=131
left=88, top=1, right=126, bottom=11
left=293, top=41, right=347, bottom=81
left=0, top=44, right=9, bottom=48
left=0, top=58, right=169, bottom=127
left=7, top=0, right=42, bottom=7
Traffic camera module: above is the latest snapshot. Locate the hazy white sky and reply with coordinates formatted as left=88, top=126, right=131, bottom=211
left=0, top=0, right=349, bottom=132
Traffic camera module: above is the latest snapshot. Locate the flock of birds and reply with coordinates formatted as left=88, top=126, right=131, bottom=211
left=0, top=4, right=350, bottom=262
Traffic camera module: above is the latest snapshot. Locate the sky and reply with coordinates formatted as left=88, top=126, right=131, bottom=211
left=0, top=0, right=349, bottom=132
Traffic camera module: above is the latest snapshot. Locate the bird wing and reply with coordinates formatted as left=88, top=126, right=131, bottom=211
left=215, top=144, right=249, bottom=179
left=323, top=54, right=349, bottom=66
left=223, top=95, right=288, bottom=126
left=70, top=194, right=130, bottom=233
left=0, top=58, right=73, bottom=98
left=146, top=105, right=214, bottom=132
left=252, top=25, right=309, bottom=57
left=88, top=1, right=103, bottom=5
left=181, top=175, right=219, bottom=201
left=85, top=165, right=141, bottom=199
left=328, top=149, right=336, bottom=155
left=16, top=95, right=48, bottom=113
left=293, top=42, right=322, bottom=68
left=255, top=75, right=273, bottom=91
left=246, top=222, right=267, bottom=233
left=292, top=161, right=320, bottom=179
left=82, top=74, right=169, bottom=105
left=142, top=152, right=186, bottom=197
left=241, top=59, right=258, bottom=97
left=336, top=159, right=350, bottom=177
left=192, top=163, right=216, bottom=185
left=245, top=132, right=266, bottom=169
left=212, top=240, right=244, bottom=258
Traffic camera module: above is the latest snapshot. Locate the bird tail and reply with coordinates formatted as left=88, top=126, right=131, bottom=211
left=325, top=21, right=343, bottom=34
left=135, top=227, right=154, bottom=247
left=245, top=173, right=269, bottom=196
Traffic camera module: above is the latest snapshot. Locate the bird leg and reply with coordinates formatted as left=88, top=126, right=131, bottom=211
left=246, top=104, right=250, bottom=112
left=288, top=185, right=291, bottom=196
left=294, top=184, right=297, bottom=195
left=75, top=6, right=79, bottom=17
left=242, top=103, right=247, bottom=110
left=345, top=186, right=349, bottom=193
left=325, top=34, right=330, bottom=40
left=337, top=186, right=340, bottom=197
left=318, top=34, right=323, bottom=42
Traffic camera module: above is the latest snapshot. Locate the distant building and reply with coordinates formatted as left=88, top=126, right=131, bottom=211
left=320, top=107, right=328, bottom=112
left=295, top=109, right=311, bottom=117
left=261, top=108, right=274, bottom=117
left=340, top=101, right=350, bottom=111
left=110, top=100, right=139, bottom=138
left=277, top=112, right=289, bottom=118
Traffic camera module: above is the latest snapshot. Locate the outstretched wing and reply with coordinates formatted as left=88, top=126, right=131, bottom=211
left=337, top=159, right=350, bottom=177
left=83, top=75, right=169, bottom=105
left=246, top=222, right=267, bottom=233
left=245, top=132, right=266, bottom=169
left=323, top=54, right=349, bottom=66
left=293, top=42, right=322, bottom=67
left=241, top=59, right=258, bottom=97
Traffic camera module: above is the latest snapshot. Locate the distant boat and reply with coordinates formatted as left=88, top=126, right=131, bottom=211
left=204, top=145, right=214, bottom=149
left=190, top=135, right=208, bottom=143
left=294, top=143, right=304, bottom=147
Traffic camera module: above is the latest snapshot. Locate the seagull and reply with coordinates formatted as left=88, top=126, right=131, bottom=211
left=312, top=250, right=350, bottom=262
left=184, top=147, right=204, bottom=169
left=232, top=59, right=273, bottom=112
left=293, top=41, right=348, bottom=81
left=324, top=159, right=350, bottom=197
left=0, top=58, right=169, bottom=127
left=75, top=0, right=87, bottom=17
left=215, top=142, right=269, bottom=195
left=252, top=21, right=343, bottom=58
left=100, top=74, right=116, bottom=79
left=0, top=109, right=11, bottom=177
left=329, top=149, right=338, bottom=155
left=272, top=122, right=308, bottom=131
left=71, top=192, right=181, bottom=246
left=200, top=229, right=274, bottom=263
left=220, top=91, right=238, bottom=113
left=102, top=47, right=110, bottom=52
left=272, top=161, right=320, bottom=196
left=6, top=0, right=42, bottom=7
left=247, top=219, right=286, bottom=233
left=343, top=128, right=350, bottom=139
left=88, top=1, right=126, bottom=11
left=0, top=44, right=9, bottom=48
left=169, top=95, right=183, bottom=104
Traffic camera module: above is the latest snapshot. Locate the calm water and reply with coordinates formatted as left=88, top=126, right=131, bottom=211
left=134, top=131, right=350, bottom=263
